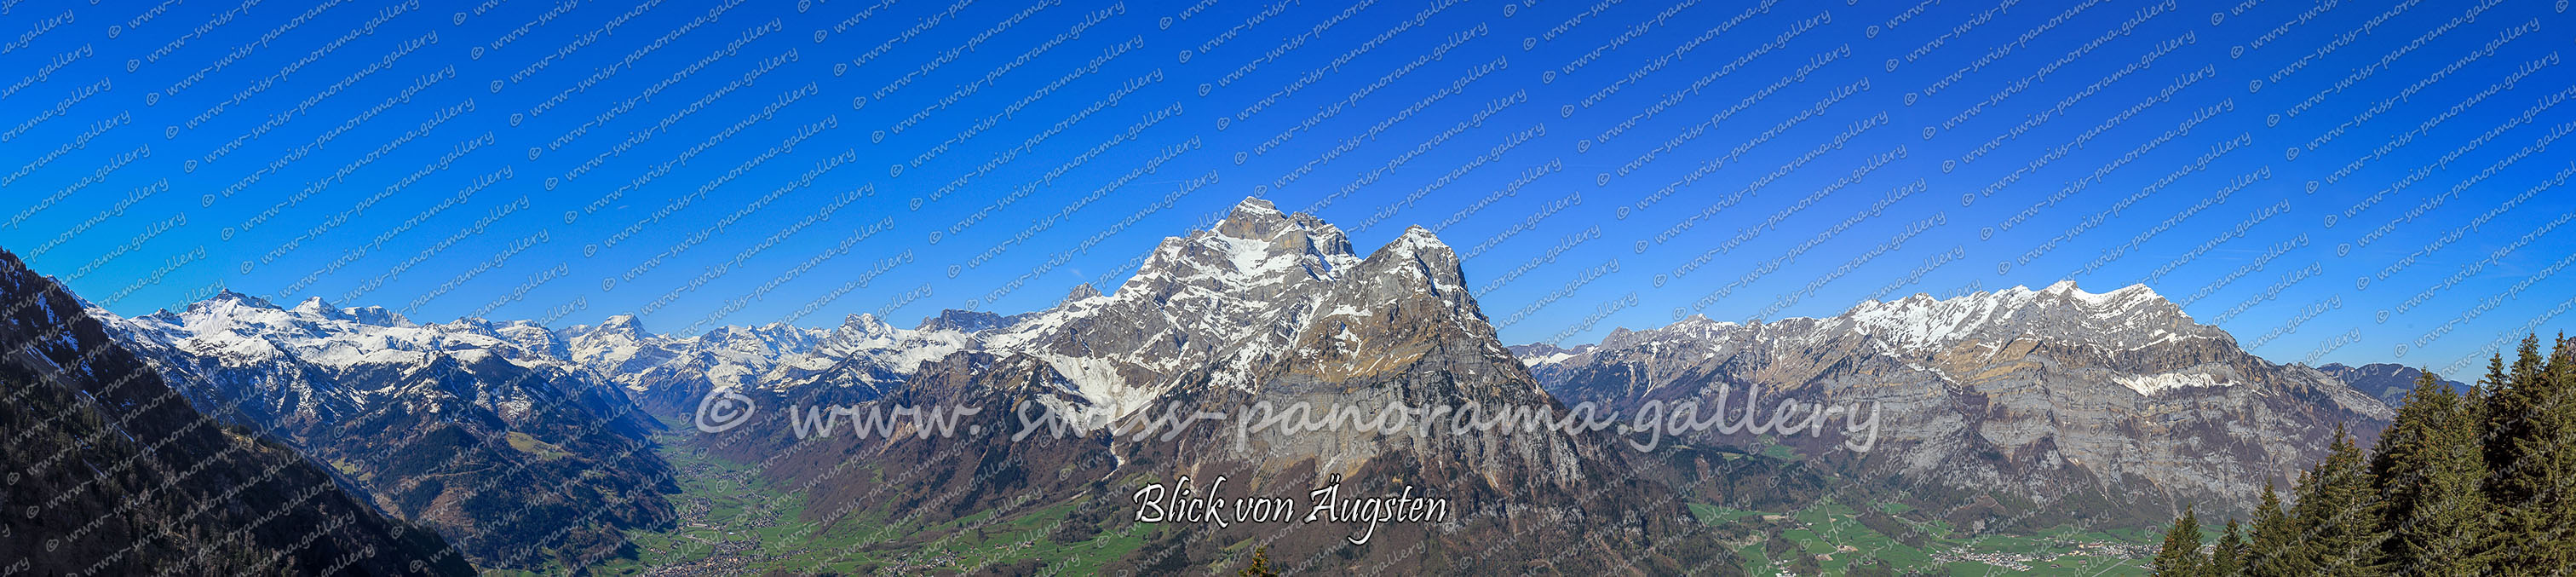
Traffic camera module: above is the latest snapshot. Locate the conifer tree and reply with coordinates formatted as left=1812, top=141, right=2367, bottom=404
left=2371, top=372, right=2438, bottom=516
left=2476, top=345, right=2531, bottom=571
left=2168, top=335, right=2576, bottom=577
left=2374, top=371, right=2491, bottom=574
left=2245, top=480, right=2297, bottom=577
left=2211, top=518, right=2244, bottom=576
left=2153, top=507, right=2207, bottom=576
left=2286, top=427, right=2384, bottom=575
left=1238, top=546, right=1278, bottom=577
left=2490, top=336, right=2576, bottom=573
left=2485, top=337, right=2544, bottom=501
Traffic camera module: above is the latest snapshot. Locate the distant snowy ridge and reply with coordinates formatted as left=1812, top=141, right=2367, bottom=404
left=87, top=199, right=1511, bottom=430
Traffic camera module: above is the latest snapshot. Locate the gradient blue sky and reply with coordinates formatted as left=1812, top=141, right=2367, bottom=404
left=2, top=0, right=2571, bottom=373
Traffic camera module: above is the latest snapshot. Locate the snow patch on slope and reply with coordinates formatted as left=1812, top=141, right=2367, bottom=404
left=2113, top=372, right=2226, bottom=396
left=1031, top=353, right=1159, bottom=419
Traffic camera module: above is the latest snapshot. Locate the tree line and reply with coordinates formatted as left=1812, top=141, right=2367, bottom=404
left=2153, top=334, right=2576, bottom=575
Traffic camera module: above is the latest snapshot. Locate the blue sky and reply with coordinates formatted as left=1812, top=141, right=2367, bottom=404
left=1, top=0, right=2570, bottom=373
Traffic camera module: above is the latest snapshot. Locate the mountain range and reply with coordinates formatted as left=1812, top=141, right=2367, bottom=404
left=0, top=251, right=474, bottom=575
left=2316, top=362, right=2470, bottom=408
left=1519, top=281, right=2393, bottom=528
left=3, top=197, right=2404, bottom=574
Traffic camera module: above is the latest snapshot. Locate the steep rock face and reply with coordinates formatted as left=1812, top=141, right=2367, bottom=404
left=1158, top=223, right=1575, bottom=476
left=0, top=250, right=474, bottom=576
left=1126, top=219, right=1685, bottom=572
left=2319, top=362, right=2470, bottom=407
left=1527, top=282, right=2392, bottom=526
left=92, top=293, right=676, bottom=570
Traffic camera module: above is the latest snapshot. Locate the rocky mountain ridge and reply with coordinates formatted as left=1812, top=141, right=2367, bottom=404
left=1518, top=281, right=2394, bottom=526
left=2318, top=361, right=2470, bottom=407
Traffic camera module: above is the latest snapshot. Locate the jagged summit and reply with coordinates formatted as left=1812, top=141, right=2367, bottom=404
left=1371, top=225, right=1462, bottom=280
left=1831, top=281, right=2210, bottom=355
left=1542, top=282, right=2215, bottom=366
left=1392, top=223, right=1447, bottom=248
left=595, top=312, right=647, bottom=332
left=971, top=198, right=1510, bottom=419
left=343, top=305, right=409, bottom=326
left=1534, top=280, right=2312, bottom=400
left=196, top=288, right=279, bottom=311
left=841, top=312, right=892, bottom=332
left=1209, top=197, right=1356, bottom=253
left=1168, top=197, right=1362, bottom=286
left=1212, top=196, right=1288, bottom=237
left=914, top=309, right=1028, bottom=333
left=1059, top=282, right=1102, bottom=304
left=1850, top=281, right=2175, bottom=315
left=2034, top=280, right=2166, bottom=308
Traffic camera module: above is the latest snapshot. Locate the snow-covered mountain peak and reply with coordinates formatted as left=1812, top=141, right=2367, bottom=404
left=1832, top=282, right=2208, bottom=354
left=1210, top=197, right=1354, bottom=253
left=193, top=289, right=280, bottom=313
left=587, top=314, right=650, bottom=338
left=1370, top=225, right=1455, bottom=268
left=290, top=296, right=335, bottom=314
left=1213, top=196, right=1288, bottom=237
left=95, top=287, right=586, bottom=401
left=1118, top=199, right=1368, bottom=302
left=1200, top=197, right=1360, bottom=272
left=696, top=321, right=823, bottom=345
left=1393, top=224, right=1446, bottom=248
left=154, top=292, right=323, bottom=338
left=1509, top=343, right=1597, bottom=366
left=342, top=306, right=409, bottom=326
left=1538, top=281, right=2229, bottom=380
left=1672, top=314, right=1735, bottom=327
left=959, top=199, right=1518, bottom=420
left=1357, top=225, right=1470, bottom=301
left=1659, top=314, right=1739, bottom=341
left=2056, top=282, right=2165, bottom=309
left=838, top=312, right=893, bottom=335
